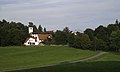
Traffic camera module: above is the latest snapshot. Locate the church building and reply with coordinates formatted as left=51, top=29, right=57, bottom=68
left=24, top=26, right=52, bottom=46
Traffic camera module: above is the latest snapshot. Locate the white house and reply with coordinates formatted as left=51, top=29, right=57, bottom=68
left=24, top=37, right=39, bottom=46
left=24, top=26, right=52, bottom=46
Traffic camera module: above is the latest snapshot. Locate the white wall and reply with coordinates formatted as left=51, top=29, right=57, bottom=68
left=24, top=38, right=39, bottom=46
left=29, top=27, right=33, bottom=33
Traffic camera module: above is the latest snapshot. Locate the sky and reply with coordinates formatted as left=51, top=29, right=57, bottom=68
left=0, top=0, right=120, bottom=32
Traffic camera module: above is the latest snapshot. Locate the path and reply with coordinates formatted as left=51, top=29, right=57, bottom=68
left=69, top=51, right=107, bottom=63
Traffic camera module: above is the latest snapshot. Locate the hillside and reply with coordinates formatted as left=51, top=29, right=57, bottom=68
left=0, top=46, right=96, bottom=71
left=7, top=52, right=120, bottom=72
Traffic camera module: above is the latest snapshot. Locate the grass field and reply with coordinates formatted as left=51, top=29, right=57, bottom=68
left=7, top=52, right=120, bottom=72
left=91, top=52, right=120, bottom=61
left=0, top=46, right=96, bottom=71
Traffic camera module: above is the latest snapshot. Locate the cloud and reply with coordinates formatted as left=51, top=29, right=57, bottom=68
left=0, top=0, right=120, bottom=32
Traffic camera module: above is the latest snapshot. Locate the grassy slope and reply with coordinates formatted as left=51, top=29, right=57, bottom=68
left=9, top=61, right=120, bottom=72
left=8, top=52, right=120, bottom=72
left=0, top=46, right=96, bottom=71
left=92, top=52, right=120, bottom=61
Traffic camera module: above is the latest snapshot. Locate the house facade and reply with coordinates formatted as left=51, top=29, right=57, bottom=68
left=24, top=26, right=52, bottom=46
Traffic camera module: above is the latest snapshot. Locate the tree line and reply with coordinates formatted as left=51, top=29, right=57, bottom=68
left=0, top=19, right=120, bottom=52
left=51, top=19, right=120, bottom=52
left=0, top=19, right=49, bottom=46
left=0, top=19, right=28, bottom=46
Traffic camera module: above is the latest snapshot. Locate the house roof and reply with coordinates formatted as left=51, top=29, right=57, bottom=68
left=38, top=34, right=52, bottom=40
left=24, top=34, right=52, bottom=43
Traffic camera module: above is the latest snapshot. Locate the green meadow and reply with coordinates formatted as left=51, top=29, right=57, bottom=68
left=0, top=46, right=96, bottom=71
left=7, top=51, right=120, bottom=72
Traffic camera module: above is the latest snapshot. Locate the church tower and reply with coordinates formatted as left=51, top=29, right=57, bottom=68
left=29, top=27, right=33, bottom=33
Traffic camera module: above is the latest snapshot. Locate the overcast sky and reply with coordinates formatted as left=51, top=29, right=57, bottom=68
left=0, top=0, right=120, bottom=32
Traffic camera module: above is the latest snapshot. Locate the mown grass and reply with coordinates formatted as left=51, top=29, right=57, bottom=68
left=7, top=52, right=120, bottom=72
left=91, top=52, right=120, bottom=61
left=8, top=61, right=120, bottom=72
left=0, top=46, right=96, bottom=71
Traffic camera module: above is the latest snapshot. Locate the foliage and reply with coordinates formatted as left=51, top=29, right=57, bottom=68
left=38, top=25, right=43, bottom=33
left=43, top=27, right=47, bottom=32
left=0, top=19, right=28, bottom=46
left=54, top=30, right=67, bottom=45
left=109, top=30, right=120, bottom=51
left=84, top=28, right=94, bottom=41
left=1, top=19, right=120, bottom=52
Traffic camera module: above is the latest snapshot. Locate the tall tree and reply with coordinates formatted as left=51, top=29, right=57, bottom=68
left=44, top=27, right=47, bottom=32
left=38, top=25, right=43, bottom=33
left=33, top=25, right=38, bottom=32
left=63, top=27, right=71, bottom=43
left=68, top=34, right=75, bottom=47
left=115, top=19, right=119, bottom=24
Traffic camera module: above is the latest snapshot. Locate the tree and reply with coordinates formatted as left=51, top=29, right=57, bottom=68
left=68, top=34, right=75, bottom=47
left=38, top=25, right=43, bottom=33
left=115, top=19, right=119, bottom=24
left=84, top=28, right=94, bottom=41
left=63, top=27, right=71, bottom=43
left=110, top=30, right=120, bottom=52
left=73, top=35, right=82, bottom=48
left=44, top=28, right=47, bottom=32
left=0, top=19, right=28, bottom=46
left=28, top=22, right=33, bottom=27
left=63, top=27, right=70, bottom=34
left=80, top=34, right=91, bottom=49
left=107, top=24, right=119, bottom=35
left=54, top=30, right=67, bottom=45
left=94, top=25, right=109, bottom=41
left=90, top=37, right=107, bottom=51
left=33, top=25, right=38, bottom=32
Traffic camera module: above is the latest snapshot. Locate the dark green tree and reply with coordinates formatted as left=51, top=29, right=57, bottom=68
left=68, top=34, right=75, bottom=47
left=84, top=28, right=94, bottom=41
left=90, top=37, right=107, bottom=51
left=109, top=30, right=120, bottom=52
left=115, top=19, right=119, bottom=24
left=63, top=27, right=70, bottom=34
left=44, top=28, right=47, bottom=33
left=33, top=25, right=38, bottom=32
left=94, top=25, right=109, bottom=41
left=28, top=22, right=33, bottom=27
left=63, top=27, right=71, bottom=44
left=107, top=24, right=119, bottom=35
left=0, top=19, right=28, bottom=46
left=38, top=25, right=43, bottom=33
left=54, top=30, right=67, bottom=45
left=80, top=34, right=91, bottom=49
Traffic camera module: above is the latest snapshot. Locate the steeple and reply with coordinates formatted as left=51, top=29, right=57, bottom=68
left=28, top=22, right=33, bottom=33
left=29, top=27, right=33, bottom=33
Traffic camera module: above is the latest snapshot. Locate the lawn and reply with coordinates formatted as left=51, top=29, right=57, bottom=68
left=91, top=52, right=120, bottom=61
left=0, top=46, right=96, bottom=71
left=7, top=52, right=120, bottom=72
